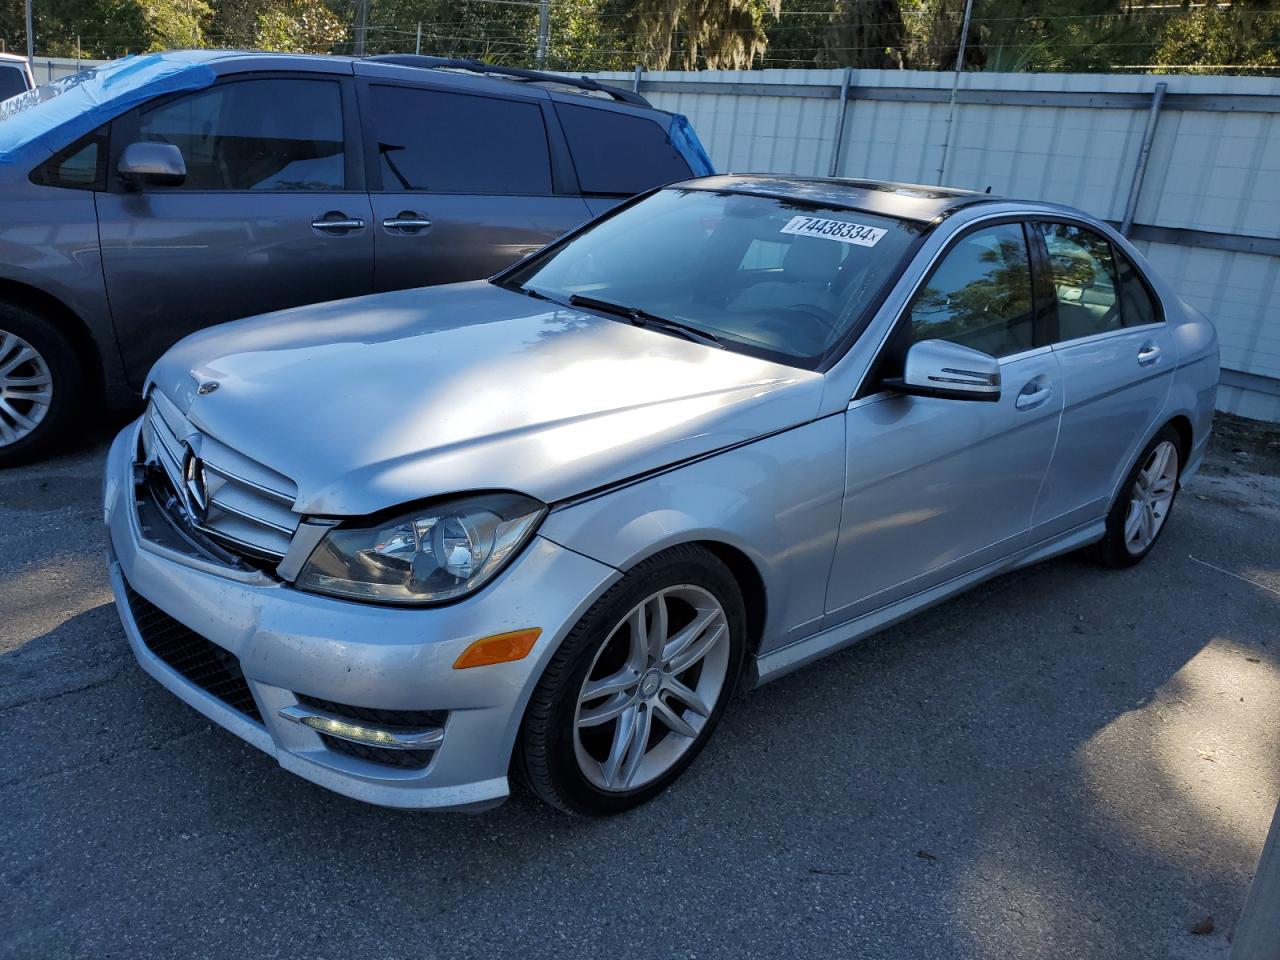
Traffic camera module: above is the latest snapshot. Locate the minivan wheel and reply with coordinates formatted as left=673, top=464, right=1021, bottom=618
left=0, top=305, right=82, bottom=467
left=1095, top=425, right=1183, bottom=568
left=517, top=544, right=746, bottom=816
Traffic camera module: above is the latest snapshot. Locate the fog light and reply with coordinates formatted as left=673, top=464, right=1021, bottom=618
left=453, top=628, right=542, bottom=669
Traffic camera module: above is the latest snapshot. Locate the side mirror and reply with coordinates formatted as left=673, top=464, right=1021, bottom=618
left=883, top=338, right=1001, bottom=402
left=117, top=142, right=186, bottom=189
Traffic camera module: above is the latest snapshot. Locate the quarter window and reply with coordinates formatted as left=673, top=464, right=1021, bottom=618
left=137, top=79, right=345, bottom=191
left=1037, top=222, right=1122, bottom=341
left=908, top=223, right=1035, bottom=358
left=556, top=103, right=693, bottom=196
left=368, top=85, right=552, bottom=195
left=1114, top=247, right=1160, bottom=328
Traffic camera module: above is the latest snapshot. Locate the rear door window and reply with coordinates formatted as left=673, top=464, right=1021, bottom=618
left=138, top=78, right=345, bottom=191
left=556, top=103, right=692, bottom=196
left=1036, top=222, right=1123, bottom=341
left=367, top=85, right=552, bottom=195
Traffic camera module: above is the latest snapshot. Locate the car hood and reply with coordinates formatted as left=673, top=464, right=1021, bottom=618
left=148, top=281, right=824, bottom=517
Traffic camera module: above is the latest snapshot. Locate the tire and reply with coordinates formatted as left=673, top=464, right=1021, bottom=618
left=0, top=303, right=84, bottom=467
left=1095, top=424, right=1184, bottom=568
left=517, top=544, right=747, bottom=816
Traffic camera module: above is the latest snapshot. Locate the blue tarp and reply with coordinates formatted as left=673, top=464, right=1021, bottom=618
left=0, top=53, right=216, bottom=164
left=668, top=113, right=715, bottom=177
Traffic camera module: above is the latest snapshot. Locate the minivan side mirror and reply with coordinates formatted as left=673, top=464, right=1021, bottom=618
left=883, top=338, right=1001, bottom=402
left=117, top=142, right=186, bottom=189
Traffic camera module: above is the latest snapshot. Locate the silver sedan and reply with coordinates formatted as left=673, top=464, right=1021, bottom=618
left=103, top=175, right=1219, bottom=815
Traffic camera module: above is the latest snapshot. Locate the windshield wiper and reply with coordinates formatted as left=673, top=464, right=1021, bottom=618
left=568, top=294, right=723, bottom=349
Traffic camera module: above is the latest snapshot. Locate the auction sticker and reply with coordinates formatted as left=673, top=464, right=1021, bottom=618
left=780, top=215, right=886, bottom=247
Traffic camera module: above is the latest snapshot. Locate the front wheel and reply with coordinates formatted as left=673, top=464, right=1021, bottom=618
left=1095, top=425, right=1183, bottom=568
left=517, top=545, right=746, bottom=816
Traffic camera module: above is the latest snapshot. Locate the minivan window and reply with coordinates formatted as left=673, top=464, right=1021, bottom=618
left=909, top=223, right=1034, bottom=358
left=1037, top=222, right=1123, bottom=341
left=31, top=128, right=106, bottom=190
left=369, top=85, right=551, bottom=195
left=501, top=187, right=920, bottom=369
left=556, top=104, right=693, bottom=195
left=138, top=78, right=345, bottom=191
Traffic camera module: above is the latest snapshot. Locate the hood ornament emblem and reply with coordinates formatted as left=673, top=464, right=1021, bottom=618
left=196, top=380, right=220, bottom=396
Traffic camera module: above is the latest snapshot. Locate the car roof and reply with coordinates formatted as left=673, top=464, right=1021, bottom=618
left=165, top=49, right=659, bottom=112
left=0, top=53, right=27, bottom=64
left=675, top=174, right=998, bottom=224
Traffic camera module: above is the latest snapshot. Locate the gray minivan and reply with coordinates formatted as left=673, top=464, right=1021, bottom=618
left=0, top=51, right=713, bottom=464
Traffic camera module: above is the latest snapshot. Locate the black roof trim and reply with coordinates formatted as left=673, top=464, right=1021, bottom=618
left=365, top=56, right=652, bottom=107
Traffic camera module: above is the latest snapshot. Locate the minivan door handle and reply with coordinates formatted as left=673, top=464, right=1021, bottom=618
left=1137, top=342, right=1162, bottom=366
left=311, top=212, right=365, bottom=234
left=382, top=212, right=432, bottom=234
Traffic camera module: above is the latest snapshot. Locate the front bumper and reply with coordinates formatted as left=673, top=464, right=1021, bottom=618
left=104, top=419, right=618, bottom=811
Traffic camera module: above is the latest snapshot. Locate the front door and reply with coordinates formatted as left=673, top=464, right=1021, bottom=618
left=358, top=81, right=590, bottom=292
left=826, top=222, right=1064, bottom=625
left=97, top=75, right=374, bottom=385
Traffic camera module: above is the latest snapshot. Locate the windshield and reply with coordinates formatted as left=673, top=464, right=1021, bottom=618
left=501, top=188, right=922, bottom=368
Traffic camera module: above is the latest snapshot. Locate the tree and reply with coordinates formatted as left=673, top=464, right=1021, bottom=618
left=256, top=0, right=345, bottom=52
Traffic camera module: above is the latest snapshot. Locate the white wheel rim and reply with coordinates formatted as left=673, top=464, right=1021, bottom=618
left=1123, top=440, right=1179, bottom=555
left=0, top=329, right=53, bottom=448
left=574, top=584, right=730, bottom=793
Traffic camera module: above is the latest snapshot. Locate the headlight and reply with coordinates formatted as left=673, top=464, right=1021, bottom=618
left=295, top=492, right=547, bottom=605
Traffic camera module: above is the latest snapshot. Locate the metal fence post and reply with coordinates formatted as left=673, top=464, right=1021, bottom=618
left=827, top=67, right=852, bottom=178
left=633, top=64, right=643, bottom=94
left=1120, top=81, right=1168, bottom=237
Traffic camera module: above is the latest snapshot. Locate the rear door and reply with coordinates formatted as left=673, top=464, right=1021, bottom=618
left=356, top=77, right=590, bottom=292
left=1028, top=220, right=1177, bottom=539
left=97, top=73, right=373, bottom=385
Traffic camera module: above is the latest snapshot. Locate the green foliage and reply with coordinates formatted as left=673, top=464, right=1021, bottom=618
left=2, top=0, right=1278, bottom=75
left=256, top=0, right=345, bottom=52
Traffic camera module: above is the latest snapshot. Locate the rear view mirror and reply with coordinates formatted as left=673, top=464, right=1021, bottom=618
left=884, top=338, right=1001, bottom=402
left=118, top=142, right=186, bottom=189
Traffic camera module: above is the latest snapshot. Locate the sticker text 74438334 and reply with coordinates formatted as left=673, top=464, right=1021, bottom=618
left=780, top=215, right=887, bottom=247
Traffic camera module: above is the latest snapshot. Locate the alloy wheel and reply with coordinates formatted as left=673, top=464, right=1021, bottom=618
left=0, top=329, right=53, bottom=448
left=574, top=584, right=731, bottom=792
left=1124, top=440, right=1179, bottom=555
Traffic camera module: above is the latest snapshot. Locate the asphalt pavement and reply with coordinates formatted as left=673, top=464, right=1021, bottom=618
left=1, top=419, right=1277, bottom=960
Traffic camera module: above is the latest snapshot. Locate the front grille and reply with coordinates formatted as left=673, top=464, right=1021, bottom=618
left=142, top=393, right=300, bottom=561
left=123, top=580, right=263, bottom=724
left=297, top=695, right=446, bottom=770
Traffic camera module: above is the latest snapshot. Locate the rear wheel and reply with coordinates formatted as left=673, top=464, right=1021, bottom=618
left=518, top=545, right=746, bottom=816
left=0, top=304, right=83, bottom=467
left=1095, top=425, right=1182, bottom=568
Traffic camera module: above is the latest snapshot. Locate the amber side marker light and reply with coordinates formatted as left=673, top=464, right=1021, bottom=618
left=453, top=628, right=543, bottom=669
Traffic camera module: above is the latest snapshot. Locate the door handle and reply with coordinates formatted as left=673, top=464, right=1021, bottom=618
left=382, top=212, right=432, bottom=234
left=1015, top=381, right=1053, bottom=411
left=1137, top=342, right=1162, bottom=366
left=311, top=215, right=365, bottom=233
